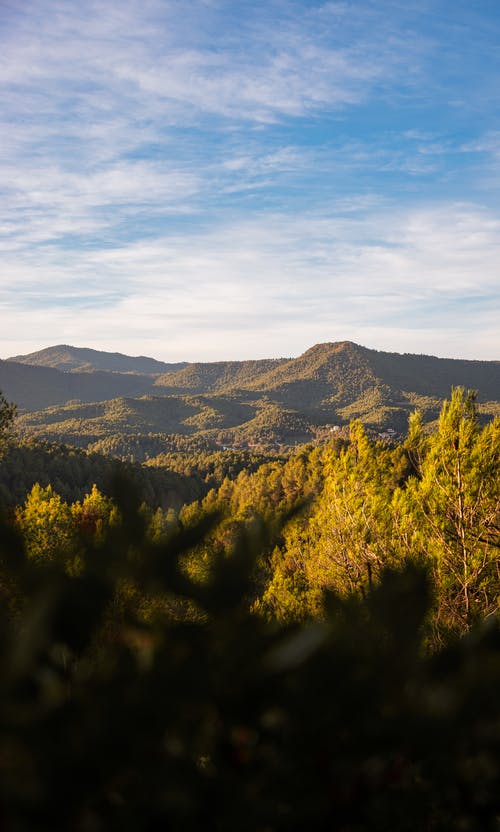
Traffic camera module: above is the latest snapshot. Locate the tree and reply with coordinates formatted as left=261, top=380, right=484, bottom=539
left=15, top=483, right=79, bottom=566
left=257, top=425, right=408, bottom=622
left=282, top=423, right=404, bottom=605
left=403, top=388, right=500, bottom=637
left=0, top=390, right=17, bottom=444
left=71, top=484, right=119, bottom=542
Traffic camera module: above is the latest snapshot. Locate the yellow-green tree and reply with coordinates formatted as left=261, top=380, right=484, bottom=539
left=71, top=484, right=119, bottom=543
left=261, top=425, right=407, bottom=618
left=16, top=483, right=78, bottom=565
left=403, top=389, right=500, bottom=638
left=305, top=422, right=402, bottom=598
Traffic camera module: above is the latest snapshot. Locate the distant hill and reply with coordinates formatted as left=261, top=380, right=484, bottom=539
left=17, top=394, right=255, bottom=441
left=8, top=344, right=187, bottom=375
left=240, top=341, right=388, bottom=407
left=155, top=358, right=290, bottom=393
left=4, top=341, right=500, bottom=455
left=239, top=342, right=500, bottom=429
left=15, top=394, right=317, bottom=459
left=0, top=360, right=155, bottom=411
left=238, top=340, right=500, bottom=402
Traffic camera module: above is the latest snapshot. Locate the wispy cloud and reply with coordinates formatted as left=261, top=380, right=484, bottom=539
left=0, top=0, right=406, bottom=252
left=2, top=201, right=499, bottom=360
left=1, top=0, right=500, bottom=361
left=1, top=0, right=393, bottom=128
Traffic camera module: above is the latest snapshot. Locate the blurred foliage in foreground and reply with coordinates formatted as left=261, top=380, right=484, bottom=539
left=1, top=476, right=500, bottom=831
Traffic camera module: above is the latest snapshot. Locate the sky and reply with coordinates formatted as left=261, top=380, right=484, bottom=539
left=1, top=0, right=500, bottom=362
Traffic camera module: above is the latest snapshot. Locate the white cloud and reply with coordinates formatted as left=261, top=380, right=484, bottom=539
left=0, top=158, right=201, bottom=252
left=1, top=201, right=499, bottom=361
left=0, top=0, right=414, bottom=254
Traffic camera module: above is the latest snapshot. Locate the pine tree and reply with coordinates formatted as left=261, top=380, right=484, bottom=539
left=404, top=388, right=500, bottom=637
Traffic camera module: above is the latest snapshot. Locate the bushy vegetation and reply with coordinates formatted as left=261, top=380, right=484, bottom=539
left=2, top=476, right=500, bottom=828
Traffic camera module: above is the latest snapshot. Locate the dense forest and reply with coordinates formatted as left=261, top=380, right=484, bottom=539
left=1, top=385, right=500, bottom=828
left=4, top=386, right=499, bottom=643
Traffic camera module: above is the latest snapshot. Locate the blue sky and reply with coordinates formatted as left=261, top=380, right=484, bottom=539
left=1, top=0, right=500, bottom=361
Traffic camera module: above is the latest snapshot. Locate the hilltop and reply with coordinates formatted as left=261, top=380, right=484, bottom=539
left=8, top=344, right=186, bottom=375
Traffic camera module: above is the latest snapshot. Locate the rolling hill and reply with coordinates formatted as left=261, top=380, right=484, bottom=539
left=154, top=358, right=289, bottom=393
left=5, top=341, right=500, bottom=456
left=7, top=344, right=186, bottom=374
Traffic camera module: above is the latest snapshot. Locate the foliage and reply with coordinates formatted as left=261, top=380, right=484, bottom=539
left=71, top=484, right=120, bottom=543
left=15, top=483, right=79, bottom=565
left=0, top=439, right=204, bottom=509
left=146, top=448, right=272, bottom=491
left=259, top=425, right=409, bottom=619
left=1, top=480, right=500, bottom=829
left=0, top=391, right=16, bottom=444
left=258, top=393, right=500, bottom=645
left=401, top=389, right=500, bottom=640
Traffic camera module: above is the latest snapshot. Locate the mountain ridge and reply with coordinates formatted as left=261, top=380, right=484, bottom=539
left=7, top=344, right=187, bottom=375
left=3, top=341, right=500, bottom=455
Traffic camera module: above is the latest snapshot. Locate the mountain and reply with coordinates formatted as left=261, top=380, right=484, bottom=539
left=239, top=341, right=388, bottom=406
left=239, top=340, right=500, bottom=401
left=4, top=341, right=500, bottom=456
left=8, top=344, right=187, bottom=375
left=242, top=341, right=500, bottom=427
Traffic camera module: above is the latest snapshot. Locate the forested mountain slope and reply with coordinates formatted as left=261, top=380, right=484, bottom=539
left=234, top=341, right=500, bottom=405
left=0, top=360, right=154, bottom=411
left=154, top=358, right=289, bottom=393
left=365, top=346, right=500, bottom=399
left=239, top=341, right=392, bottom=412
left=17, top=394, right=257, bottom=442
left=154, top=340, right=500, bottom=413
left=0, top=438, right=203, bottom=508
left=15, top=395, right=313, bottom=458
